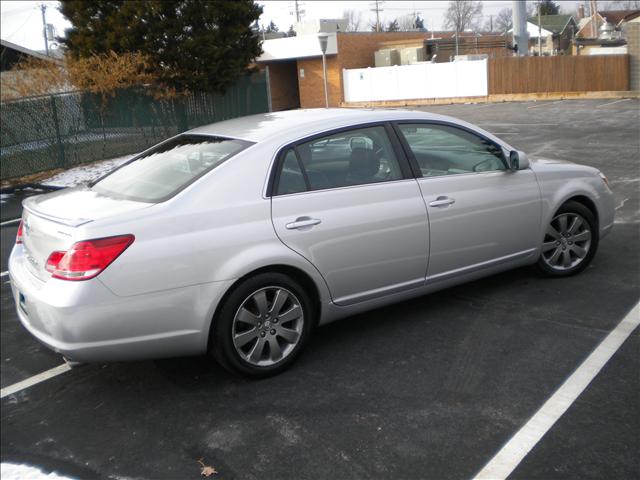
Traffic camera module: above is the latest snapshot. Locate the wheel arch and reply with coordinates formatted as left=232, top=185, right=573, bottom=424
left=206, top=264, right=323, bottom=352
left=562, top=195, right=599, bottom=227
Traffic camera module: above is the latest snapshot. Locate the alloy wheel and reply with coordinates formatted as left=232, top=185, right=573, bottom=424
left=231, top=287, right=304, bottom=367
left=541, top=212, right=592, bottom=271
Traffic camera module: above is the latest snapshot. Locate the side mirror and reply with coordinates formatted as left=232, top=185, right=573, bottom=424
left=509, top=150, right=529, bottom=171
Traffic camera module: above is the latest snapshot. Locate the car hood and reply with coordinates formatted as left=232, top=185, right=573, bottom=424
left=23, top=186, right=152, bottom=227
left=530, top=157, right=576, bottom=166
left=529, top=157, right=599, bottom=175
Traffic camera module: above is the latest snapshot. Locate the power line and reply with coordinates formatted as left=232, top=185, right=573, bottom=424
left=2, top=6, right=38, bottom=40
left=1, top=4, right=38, bottom=16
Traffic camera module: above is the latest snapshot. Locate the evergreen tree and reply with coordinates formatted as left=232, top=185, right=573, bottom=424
left=59, top=0, right=263, bottom=95
left=414, top=15, right=425, bottom=31
left=265, top=20, right=279, bottom=33
left=537, top=0, right=561, bottom=15
left=286, top=25, right=297, bottom=37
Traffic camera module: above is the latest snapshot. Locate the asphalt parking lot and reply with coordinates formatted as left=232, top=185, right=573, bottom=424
left=1, top=99, right=638, bottom=480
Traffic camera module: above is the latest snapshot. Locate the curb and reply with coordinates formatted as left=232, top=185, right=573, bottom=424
left=341, top=91, right=640, bottom=108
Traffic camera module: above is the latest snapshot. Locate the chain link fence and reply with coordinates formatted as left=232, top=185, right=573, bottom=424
left=0, top=72, right=268, bottom=181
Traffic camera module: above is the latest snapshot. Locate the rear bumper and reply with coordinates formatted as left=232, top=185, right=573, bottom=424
left=8, top=245, right=234, bottom=363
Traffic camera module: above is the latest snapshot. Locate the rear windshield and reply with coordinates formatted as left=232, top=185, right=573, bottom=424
left=91, top=135, right=252, bottom=202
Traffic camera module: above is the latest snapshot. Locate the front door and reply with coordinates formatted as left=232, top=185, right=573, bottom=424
left=270, top=124, right=429, bottom=306
left=395, top=122, right=541, bottom=281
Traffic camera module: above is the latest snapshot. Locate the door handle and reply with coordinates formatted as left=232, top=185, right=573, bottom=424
left=429, top=196, right=456, bottom=208
left=285, top=217, right=322, bottom=230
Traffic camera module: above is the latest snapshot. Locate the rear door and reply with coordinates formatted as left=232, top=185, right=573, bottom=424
left=394, top=122, right=541, bottom=281
left=270, top=124, right=429, bottom=306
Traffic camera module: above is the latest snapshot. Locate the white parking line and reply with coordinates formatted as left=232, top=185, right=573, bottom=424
left=474, top=301, right=640, bottom=480
left=595, top=98, right=631, bottom=108
left=0, top=363, right=72, bottom=399
left=0, top=271, right=8, bottom=278
left=526, top=100, right=564, bottom=109
left=0, top=218, right=21, bottom=226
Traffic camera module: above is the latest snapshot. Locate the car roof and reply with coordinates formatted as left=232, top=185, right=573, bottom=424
left=187, top=108, right=457, bottom=143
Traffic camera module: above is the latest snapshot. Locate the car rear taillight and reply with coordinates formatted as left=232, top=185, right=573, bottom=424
left=16, top=220, right=24, bottom=244
left=45, top=235, right=134, bottom=281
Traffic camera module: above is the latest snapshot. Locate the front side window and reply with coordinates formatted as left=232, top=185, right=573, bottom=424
left=275, top=125, right=403, bottom=195
left=397, top=124, right=506, bottom=177
left=92, top=135, right=252, bottom=202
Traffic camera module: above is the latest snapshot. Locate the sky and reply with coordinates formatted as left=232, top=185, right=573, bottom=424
left=0, top=0, right=600, bottom=52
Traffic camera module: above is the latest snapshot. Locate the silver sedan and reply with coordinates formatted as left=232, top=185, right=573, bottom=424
left=9, top=109, right=615, bottom=376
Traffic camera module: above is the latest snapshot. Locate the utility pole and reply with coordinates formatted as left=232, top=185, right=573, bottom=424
left=538, top=2, right=543, bottom=55
left=40, top=3, right=49, bottom=56
left=590, top=0, right=598, bottom=38
left=293, top=0, right=304, bottom=24
left=455, top=28, right=459, bottom=56
left=370, top=0, right=384, bottom=32
left=489, top=15, right=493, bottom=32
left=512, top=0, right=529, bottom=56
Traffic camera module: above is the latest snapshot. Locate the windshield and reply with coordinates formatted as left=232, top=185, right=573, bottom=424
left=92, top=135, right=252, bottom=202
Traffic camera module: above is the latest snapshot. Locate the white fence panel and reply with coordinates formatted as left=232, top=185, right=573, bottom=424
left=369, top=67, right=399, bottom=101
left=425, top=62, right=458, bottom=98
left=343, top=59, right=487, bottom=102
left=455, top=60, right=488, bottom=97
left=397, top=64, right=429, bottom=100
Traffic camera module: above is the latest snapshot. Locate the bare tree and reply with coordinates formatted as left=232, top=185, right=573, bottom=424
left=397, top=14, right=416, bottom=31
left=493, top=7, right=513, bottom=33
left=343, top=9, right=363, bottom=32
left=606, top=0, right=640, bottom=8
left=444, top=0, right=483, bottom=32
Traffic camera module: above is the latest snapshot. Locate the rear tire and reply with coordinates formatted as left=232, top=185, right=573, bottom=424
left=536, top=201, right=599, bottom=277
left=210, top=273, right=314, bottom=377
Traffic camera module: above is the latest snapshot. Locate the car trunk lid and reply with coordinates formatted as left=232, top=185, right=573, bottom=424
left=21, top=187, right=151, bottom=281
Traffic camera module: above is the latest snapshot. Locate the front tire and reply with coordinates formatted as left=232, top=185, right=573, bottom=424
left=536, top=201, right=599, bottom=277
left=210, top=273, right=314, bottom=377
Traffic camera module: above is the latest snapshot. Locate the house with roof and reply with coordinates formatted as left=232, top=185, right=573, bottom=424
left=526, top=14, right=577, bottom=55
left=1, top=39, right=54, bottom=71
left=576, top=9, right=640, bottom=39
left=573, top=9, right=640, bottom=55
left=1, top=39, right=65, bottom=100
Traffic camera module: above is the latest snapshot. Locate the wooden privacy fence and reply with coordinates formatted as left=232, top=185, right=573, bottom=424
left=488, top=55, right=630, bottom=94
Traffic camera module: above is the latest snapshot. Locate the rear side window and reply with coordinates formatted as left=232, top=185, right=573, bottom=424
left=397, top=124, right=506, bottom=177
left=92, top=135, right=252, bottom=202
left=276, top=149, right=307, bottom=195
left=274, top=125, right=403, bottom=195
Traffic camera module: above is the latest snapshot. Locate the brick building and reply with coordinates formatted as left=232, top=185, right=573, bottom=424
left=258, top=32, right=433, bottom=110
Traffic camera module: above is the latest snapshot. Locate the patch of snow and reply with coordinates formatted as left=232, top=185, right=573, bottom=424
left=41, top=155, right=134, bottom=188
left=1, top=193, right=13, bottom=204
left=0, top=463, right=76, bottom=480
